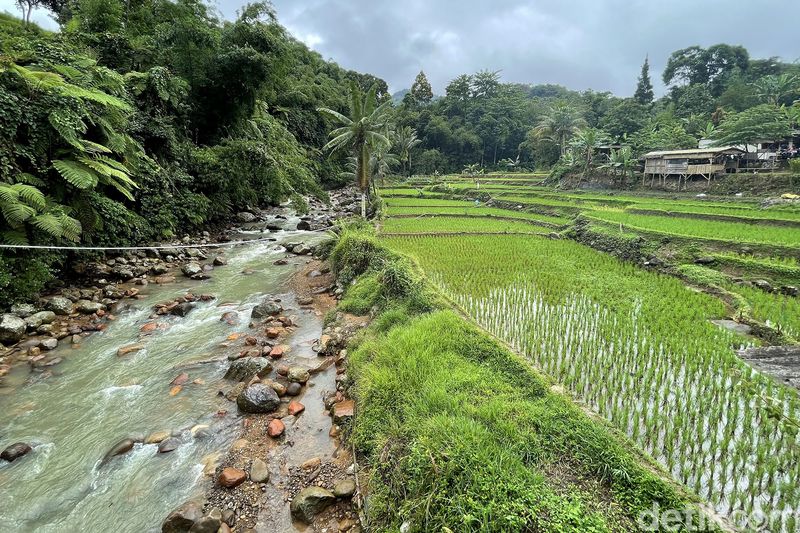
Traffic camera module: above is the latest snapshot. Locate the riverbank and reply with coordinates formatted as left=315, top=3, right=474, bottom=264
left=321, top=224, right=726, bottom=532
left=0, top=188, right=363, bottom=531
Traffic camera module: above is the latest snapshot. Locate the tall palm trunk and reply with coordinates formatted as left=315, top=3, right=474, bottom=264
left=357, top=143, right=370, bottom=218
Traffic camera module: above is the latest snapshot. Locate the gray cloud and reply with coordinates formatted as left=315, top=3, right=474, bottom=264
left=4, top=0, right=797, bottom=97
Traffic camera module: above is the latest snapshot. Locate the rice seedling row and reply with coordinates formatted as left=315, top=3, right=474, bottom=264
left=380, top=216, right=551, bottom=235
left=385, top=206, right=569, bottom=226
left=385, top=233, right=800, bottom=531
left=586, top=210, right=800, bottom=248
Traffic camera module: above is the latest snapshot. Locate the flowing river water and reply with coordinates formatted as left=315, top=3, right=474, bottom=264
left=0, top=217, right=328, bottom=532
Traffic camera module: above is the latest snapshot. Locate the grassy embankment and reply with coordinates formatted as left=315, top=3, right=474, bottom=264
left=326, top=224, right=714, bottom=532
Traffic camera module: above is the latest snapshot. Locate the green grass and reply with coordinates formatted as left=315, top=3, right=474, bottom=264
left=386, top=205, right=570, bottom=225
left=384, top=233, right=800, bottom=529
left=381, top=216, right=551, bottom=234
left=383, top=197, right=475, bottom=207
left=350, top=310, right=700, bottom=532
left=733, top=284, right=800, bottom=338
left=587, top=209, right=800, bottom=247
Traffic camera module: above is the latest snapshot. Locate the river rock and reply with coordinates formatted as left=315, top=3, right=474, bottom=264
left=162, top=501, right=203, bottom=533
left=236, top=384, right=280, bottom=413
left=296, top=220, right=311, bottom=231
left=332, top=400, right=355, bottom=423
left=333, top=478, right=356, bottom=498
left=118, top=343, right=145, bottom=357
left=40, top=338, right=58, bottom=350
left=288, top=400, right=305, bottom=416
left=285, top=382, right=302, bottom=396
left=171, top=302, right=195, bottom=317
left=145, top=431, right=171, bottom=444
left=103, top=438, right=136, bottom=462
left=218, top=467, right=247, bottom=488
left=1, top=442, right=32, bottom=462
left=287, top=367, right=310, bottom=384
left=236, top=211, right=257, bottom=223
left=158, top=437, right=181, bottom=453
left=290, top=486, right=336, bottom=523
left=10, top=303, right=37, bottom=317
left=251, top=301, right=282, bottom=319
left=212, top=256, right=227, bottom=266
left=224, top=357, right=272, bottom=382
left=249, top=458, right=269, bottom=483
left=24, top=310, right=56, bottom=329
left=291, top=244, right=312, bottom=255
left=75, top=300, right=105, bottom=314
left=46, top=296, right=73, bottom=315
left=188, top=516, right=221, bottom=533
left=266, top=418, right=285, bottom=437
left=0, top=314, right=26, bottom=344
left=181, top=263, right=203, bottom=278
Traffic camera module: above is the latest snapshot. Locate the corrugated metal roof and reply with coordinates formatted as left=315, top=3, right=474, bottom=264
left=643, top=147, right=745, bottom=158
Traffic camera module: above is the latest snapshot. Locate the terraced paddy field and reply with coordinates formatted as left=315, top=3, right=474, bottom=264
left=376, top=180, right=800, bottom=530
left=383, top=233, right=800, bottom=531
left=381, top=215, right=552, bottom=235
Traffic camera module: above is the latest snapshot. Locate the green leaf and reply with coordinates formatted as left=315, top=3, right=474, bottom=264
left=52, top=159, right=99, bottom=189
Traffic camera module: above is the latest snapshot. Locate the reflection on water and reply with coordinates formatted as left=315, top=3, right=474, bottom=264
left=0, top=226, right=325, bottom=532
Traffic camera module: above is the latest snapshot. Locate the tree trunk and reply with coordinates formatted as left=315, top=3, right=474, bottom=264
left=361, top=192, right=366, bottom=218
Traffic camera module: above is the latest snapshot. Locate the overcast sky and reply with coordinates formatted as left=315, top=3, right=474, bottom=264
left=4, top=0, right=797, bottom=96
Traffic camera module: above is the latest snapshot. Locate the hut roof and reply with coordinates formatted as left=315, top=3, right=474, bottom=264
left=643, top=147, right=745, bottom=159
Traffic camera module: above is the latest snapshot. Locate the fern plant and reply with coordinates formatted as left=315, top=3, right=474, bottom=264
left=0, top=183, right=81, bottom=243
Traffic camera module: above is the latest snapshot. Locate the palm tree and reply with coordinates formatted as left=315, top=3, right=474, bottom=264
left=393, top=126, right=421, bottom=176
left=318, top=81, right=392, bottom=217
left=569, top=128, right=609, bottom=180
left=371, top=146, right=400, bottom=187
left=752, top=74, right=800, bottom=106
left=533, top=103, right=587, bottom=156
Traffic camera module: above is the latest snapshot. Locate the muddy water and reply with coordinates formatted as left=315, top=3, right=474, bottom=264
left=0, top=221, right=327, bottom=532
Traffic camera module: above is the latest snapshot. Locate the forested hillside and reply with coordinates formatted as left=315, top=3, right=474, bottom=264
left=394, top=47, right=800, bottom=175
left=0, top=2, right=387, bottom=304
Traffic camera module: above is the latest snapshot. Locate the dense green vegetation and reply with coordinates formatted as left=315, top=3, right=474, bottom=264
left=389, top=49, right=800, bottom=181
left=329, top=226, right=704, bottom=532
left=0, top=5, right=387, bottom=305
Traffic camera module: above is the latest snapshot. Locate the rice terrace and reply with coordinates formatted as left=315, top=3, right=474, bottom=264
left=1, top=1, right=800, bottom=532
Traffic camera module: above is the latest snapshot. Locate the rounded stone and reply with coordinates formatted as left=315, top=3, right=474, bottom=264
left=236, top=384, right=280, bottom=414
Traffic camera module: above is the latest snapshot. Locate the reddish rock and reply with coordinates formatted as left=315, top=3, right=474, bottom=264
left=218, top=467, right=247, bottom=488
left=245, top=336, right=258, bottom=346
left=332, top=400, right=354, bottom=423
left=221, top=311, right=239, bottom=325
left=288, top=401, right=305, bottom=416
left=155, top=275, right=176, bottom=284
left=265, top=327, right=281, bottom=339
left=276, top=365, right=289, bottom=376
left=140, top=322, right=158, bottom=333
left=199, top=294, right=215, bottom=302
left=269, top=345, right=285, bottom=359
left=170, top=372, right=189, bottom=386
left=267, top=418, right=285, bottom=438
left=117, top=343, right=145, bottom=357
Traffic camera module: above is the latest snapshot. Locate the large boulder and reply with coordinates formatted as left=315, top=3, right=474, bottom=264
left=251, top=300, right=282, bottom=319
left=290, top=486, right=336, bottom=523
left=181, top=263, right=203, bottom=279
left=24, top=310, right=56, bottom=329
left=162, top=501, right=203, bottom=533
left=224, top=357, right=272, bottom=382
left=1, top=442, right=32, bottom=462
left=0, top=314, right=26, bottom=344
left=10, top=303, right=37, bottom=318
left=236, top=211, right=257, bottom=223
left=46, top=296, right=73, bottom=315
left=236, top=384, right=280, bottom=414
left=75, top=300, right=105, bottom=314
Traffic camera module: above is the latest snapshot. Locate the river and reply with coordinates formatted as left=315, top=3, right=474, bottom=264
left=0, top=216, right=327, bottom=532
